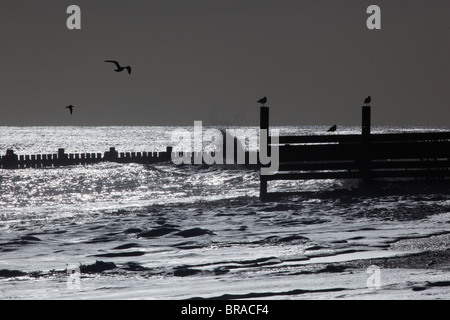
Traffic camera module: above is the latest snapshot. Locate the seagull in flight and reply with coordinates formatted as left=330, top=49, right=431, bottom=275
left=327, top=124, right=337, bottom=132
left=257, top=96, right=267, bottom=106
left=364, top=96, right=371, bottom=105
left=66, top=105, right=74, bottom=115
left=104, top=60, right=132, bottom=74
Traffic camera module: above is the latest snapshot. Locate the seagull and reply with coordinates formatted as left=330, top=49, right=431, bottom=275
left=364, top=96, right=371, bottom=105
left=66, top=105, right=74, bottom=115
left=257, top=97, right=267, bottom=105
left=327, top=125, right=337, bottom=132
left=104, top=60, right=132, bottom=74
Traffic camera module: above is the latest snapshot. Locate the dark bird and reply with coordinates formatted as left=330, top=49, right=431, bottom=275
left=104, top=60, right=132, bottom=74
left=364, top=96, right=371, bottom=105
left=327, top=125, right=337, bottom=132
left=66, top=105, right=74, bottom=115
left=257, top=97, right=267, bottom=105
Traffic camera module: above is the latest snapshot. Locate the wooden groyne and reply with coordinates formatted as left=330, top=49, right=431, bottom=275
left=260, top=106, right=450, bottom=200
left=0, top=144, right=259, bottom=170
left=0, top=147, right=173, bottom=169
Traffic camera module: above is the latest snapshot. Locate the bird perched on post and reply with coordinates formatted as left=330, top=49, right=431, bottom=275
left=104, top=60, right=132, bottom=74
left=66, top=105, right=74, bottom=115
left=257, top=97, right=267, bottom=106
left=364, top=96, right=371, bottom=105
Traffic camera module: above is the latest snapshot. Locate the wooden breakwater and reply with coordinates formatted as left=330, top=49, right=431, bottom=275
left=0, top=143, right=260, bottom=170
left=260, top=106, right=450, bottom=200
left=0, top=147, right=174, bottom=169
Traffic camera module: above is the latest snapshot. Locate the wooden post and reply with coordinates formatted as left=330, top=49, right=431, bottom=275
left=4, top=150, right=18, bottom=169
left=31, top=155, right=36, bottom=168
left=36, top=154, right=42, bottom=168
left=260, top=106, right=269, bottom=200
left=58, top=148, right=68, bottom=166
left=361, top=106, right=371, bottom=181
left=25, top=155, right=30, bottom=168
left=362, top=106, right=371, bottom=137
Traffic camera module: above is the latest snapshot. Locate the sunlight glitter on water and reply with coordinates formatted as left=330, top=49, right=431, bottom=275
left=1, top=126, right=449, bottom=299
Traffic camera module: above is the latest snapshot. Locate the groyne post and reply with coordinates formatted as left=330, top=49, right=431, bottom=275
left=361, top=106, right=371, bottom=181
left=104, top=147, right=119, bottom=161
left=260, top=106, right=269, bottom=200
left=3, top=149, right=18, bottom=169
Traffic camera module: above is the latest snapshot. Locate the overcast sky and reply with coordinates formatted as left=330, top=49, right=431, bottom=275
left=0, top=1, right=448, bottom=126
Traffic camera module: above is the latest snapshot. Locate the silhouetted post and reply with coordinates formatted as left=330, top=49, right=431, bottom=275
left=31, top=155, right=36, bottom=168
left=25, top=155, right=30, bottom=168
left=165, top=146, right=173, bottom=162
left=260, top=106, right=269, bottom=200
left=233, top=136, right=238, bottom=164
left=19, top=155, right=25, bottom=168
left=57, top=148, right=68, bottom=166
left=3, top=150, right=18, bottom=169
left=361, top=106, right=371, bottom=181
left=46, top=154, right=52, bottom=167
left=41, top=154, right=47, bottom=167
left=104, top=147, right=119, bottom=162
left=362, top=106, right=371, bottom=137
left=37, top=154, right=42, bottom=168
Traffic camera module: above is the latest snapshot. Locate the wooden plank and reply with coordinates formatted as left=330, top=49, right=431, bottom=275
left=370, top=169, right=450, bottom=179
left=266, top=168, right=450, bottom=181
left=278, top=161, right=360, bottom=171
left=277, top=141, right=450, bottom=162
left=279, top=144, right=363, bottom=162
left=275, top=131, right=450, bottom=146
left=370, top=132, right=450, bottom=142
left=277, top=160, right=450, bottom=172
left=277, top=135, right=361, bottom=144
left=371, top=160, right=450, bottom=169
left=369, top=141, right=450, bottom=159
left=267, top=165, right=450, bottom=181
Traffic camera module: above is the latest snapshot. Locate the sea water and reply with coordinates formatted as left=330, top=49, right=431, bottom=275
left=0, top=126, right=449, bottom=299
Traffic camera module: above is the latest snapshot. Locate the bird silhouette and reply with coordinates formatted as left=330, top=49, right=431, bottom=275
left=104, top=60, right=132, bottom=74
left=257, top=97, right=267, bottom=105
left=327, top=125, right=337, bottom=132
left=364, top=96, right=371, bottom=105
left=66, top=105, right=74, bottom=115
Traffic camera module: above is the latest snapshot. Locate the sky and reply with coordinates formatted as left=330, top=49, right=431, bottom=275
left=0, top=0, right=448, bottom=126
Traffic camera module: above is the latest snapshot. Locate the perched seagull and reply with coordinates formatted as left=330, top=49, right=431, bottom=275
left=257, top=96, right=267, bottom=105
left=327, top=124, right=337, bottom=132
left=104, top=60, right=132, bottom=74
left=66, top=105, right=74, bottom=115
left=364, top=96, right=371, bottom=105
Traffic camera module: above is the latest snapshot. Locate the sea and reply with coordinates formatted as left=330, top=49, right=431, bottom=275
left=0, top=126, right=449, bottom=300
